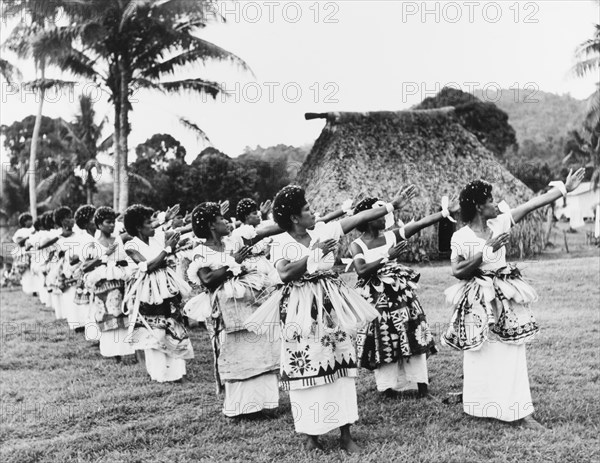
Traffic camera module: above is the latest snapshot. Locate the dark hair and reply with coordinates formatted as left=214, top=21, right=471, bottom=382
left=123, top=204, right=154, bottom=237
left=74, top=205, right=96, bottom=229
left=41, top=211, right=55, bottom=230
left=18, top=213, right=32, bottom=228
left=94, top=206, right=117, bottom=227
left=353, top=197, right=379, bottom=232
left=236, top=198, right=258, bottom=222
left=53, top=207, right=72, bottom=226
left=33, top=218, right=43, bottom=231
left=272, top=185, right=307, bottom=231
left=191, top=202, right=221, bottom=239
left=459, top=180, right=493, bottom=222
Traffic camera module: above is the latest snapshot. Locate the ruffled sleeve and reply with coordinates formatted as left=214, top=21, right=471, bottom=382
left=488, top=212, right=512, bottom=236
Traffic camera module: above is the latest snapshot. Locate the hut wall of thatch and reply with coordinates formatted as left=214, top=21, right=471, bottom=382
left=297, top=108, right=545, bottom=262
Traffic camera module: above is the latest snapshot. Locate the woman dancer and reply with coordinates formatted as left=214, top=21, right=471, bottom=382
left=246, top=184, right=416, bottom=452
left=123, top=204, right=194, bottom=382
left=46, top=207, right=78, bottom=323
left=11, top=213, right=35, bottom=295
left=441, top=168, right=585, bottom=429
left=71, top=205, right=97, bottom=333
left=34, top=212, right=59, bottom=309
left=187, top=202, right=282, bottom=417
left=83, top=207, right=135, bottom=360
left=350, top=197, right=451, bottom=397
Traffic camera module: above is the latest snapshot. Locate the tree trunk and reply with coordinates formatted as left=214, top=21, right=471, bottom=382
left=113, top=104, right=121, bottom=211
left=29, top=63, right=46, bottom=220
left=117, top=60, right=129, bottom=212
left=86, top=171, right=93, bottom=204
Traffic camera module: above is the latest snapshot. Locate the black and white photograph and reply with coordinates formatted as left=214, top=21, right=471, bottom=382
left=0, top=1, right=598, bottom=462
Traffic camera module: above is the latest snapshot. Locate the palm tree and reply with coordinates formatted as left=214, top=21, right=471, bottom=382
left=572, top=21, right=600, bottom=189
left=2, top=2, right=76, bottom=219
left=35, top=95, right=114, bottom=206
left=30, top=0, right=250, bottom=211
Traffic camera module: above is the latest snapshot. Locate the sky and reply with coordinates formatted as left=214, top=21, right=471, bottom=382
left=0, top=0, right=598, bottom=164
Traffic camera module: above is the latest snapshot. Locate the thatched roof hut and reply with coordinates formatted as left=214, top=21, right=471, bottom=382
left=297, top=108, right=545, bottom=261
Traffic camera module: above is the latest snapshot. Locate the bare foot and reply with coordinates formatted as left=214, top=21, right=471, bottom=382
left=340, top=437, right=360, bottom=454
left=519, top=415, right=546, bottom=431
left=305, top=435, right=323, bottom=452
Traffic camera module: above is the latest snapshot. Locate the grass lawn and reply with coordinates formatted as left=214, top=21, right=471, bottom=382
left=1, top=252, right=599, bottom=463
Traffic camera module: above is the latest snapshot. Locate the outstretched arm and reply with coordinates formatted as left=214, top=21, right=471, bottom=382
left=403, top=212, right=446, bottom=239
left=511, top=168, right=585, bottom=224
left=242, top=223, right=284, bottom=246
left=339, top=185, right=417, bottom=235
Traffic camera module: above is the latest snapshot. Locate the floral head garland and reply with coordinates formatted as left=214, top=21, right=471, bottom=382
left=192, top=202, right=221, bottom=239
left=94, top=206, right=116, bottom=227
left=272, top=185, right=306, bottom=229
left=236, top=198, right=258, bottom=222
left=75, top=205, right=97, bottom=229
left=459, top=180, right=492, bottom=207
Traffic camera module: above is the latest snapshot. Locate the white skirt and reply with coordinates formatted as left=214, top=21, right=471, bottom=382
left=21, top=270, right=35, bottom=295
left=144, top=349, right=186, bottom=382
left=373, top=354, right=428, bottom=392
left=83, top=322, right=101, bottom=342
left=63, top=287, right=85, bottom=328
left=463, top=338, right=534, bottom=422
left=84, top=303, right=100, bottom=342
left=223, top=373, right=279, bottom=417
left=38, top=282, right=49, bottom=305
left=289, top=377, right=359, bottom=435
left=32, top=273, right=44, bottom=298
left=100, top=327, right=135, bottom=358
left=51, top=292, right=63, bottom=319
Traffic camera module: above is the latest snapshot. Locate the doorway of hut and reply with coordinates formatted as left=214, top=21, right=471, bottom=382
left=438, top=217, right=455, bottom=259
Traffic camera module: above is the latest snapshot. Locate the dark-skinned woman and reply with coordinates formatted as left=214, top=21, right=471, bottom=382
left=82, top=207, right=136, bottom=359
left=123, top=204, right=194, bottom=383
left=186, top=202, right=283, bottom=417
left=350, top=197, right=451, bottom=397
left=245, top=184, right=417, bottom=453
left=441, top=168, right=585, bottom=430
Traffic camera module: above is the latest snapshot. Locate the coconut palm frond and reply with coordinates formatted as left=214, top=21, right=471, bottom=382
left=157, top=78, right=223, bottom=98
left=178, top=117, right=211, bottom=144
left=128, top=172, right=153, bottom=190
left=22, top=78, right=77, bottom=92
left=0, top=58, right=22, bottom=84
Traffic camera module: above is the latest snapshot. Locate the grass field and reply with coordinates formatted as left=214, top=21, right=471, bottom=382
left=1, top=251, right=599, bottom=463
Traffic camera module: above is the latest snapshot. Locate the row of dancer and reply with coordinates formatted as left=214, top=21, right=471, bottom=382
left=8, top=167, right=585, bottom=452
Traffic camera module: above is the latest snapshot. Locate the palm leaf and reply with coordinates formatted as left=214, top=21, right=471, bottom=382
left=157, top=78, right=223, bottom=98
left=128, top=172, right=153, bottom=190
left=178, top=117, right=211, bottom=144
left=98, top=134, right=115, bottom=152
left=22, top=78, right=77, bottom=91
left=139, top=36, right=252, bottom=79
left=0, top=58, right=22, bottom=84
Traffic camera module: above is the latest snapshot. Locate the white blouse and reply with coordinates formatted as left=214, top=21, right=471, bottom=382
left=450, top=212, right=512, bottom=271
left=270, top=221, right=343, bottom=273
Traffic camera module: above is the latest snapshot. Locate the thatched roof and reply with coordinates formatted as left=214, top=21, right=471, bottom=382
left=298, top=108, right=545, bottom=261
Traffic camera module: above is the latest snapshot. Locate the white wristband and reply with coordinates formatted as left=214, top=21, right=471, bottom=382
left=548, top=181, right=567, bottom=198
left=385, top=203, right=395, bottom=213
left=164, top=246, right=172, bottom=254
left=440, top=196, right=457, bottom=223
left=341, top=199, right=354, bottom=216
